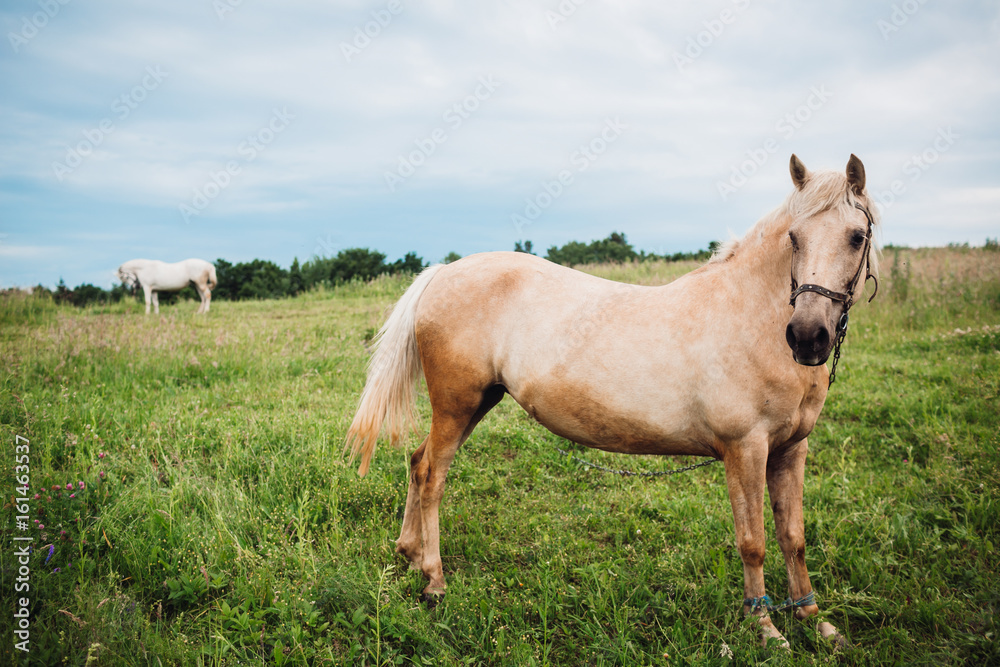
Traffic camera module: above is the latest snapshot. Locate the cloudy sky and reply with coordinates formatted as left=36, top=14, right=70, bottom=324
left=1, top=0, right=998, bottom=289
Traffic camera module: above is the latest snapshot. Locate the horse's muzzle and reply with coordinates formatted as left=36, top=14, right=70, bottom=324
left=785, top=318, right=832, bottom=366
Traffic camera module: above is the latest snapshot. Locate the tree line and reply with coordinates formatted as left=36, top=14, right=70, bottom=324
left=17, top=233, right=719, bottom=308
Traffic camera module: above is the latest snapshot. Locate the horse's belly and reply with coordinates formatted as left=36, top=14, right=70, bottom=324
left=509, top=382, right=716, bottom=458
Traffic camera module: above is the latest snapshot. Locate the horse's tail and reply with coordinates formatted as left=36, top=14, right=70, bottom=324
left=345, top=264, right=443, bottom=477
left=207, top=263, right=218, bottom=290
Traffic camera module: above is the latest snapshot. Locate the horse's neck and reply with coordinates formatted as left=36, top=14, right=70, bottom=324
left=728, top=213, right=793, bottom=312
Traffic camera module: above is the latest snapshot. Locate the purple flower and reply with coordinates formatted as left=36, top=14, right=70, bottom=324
left=38, top=524, right=45, bottom=530
left=45, top=544, right=54, bottom=564
left=99, top=471, right=106, bottom=479
left=52, top=568, right=61, bottom=573
left=98, top=452, right=106, bottom=459
left=33, top=493, right=40, bottom=500
left=69, top=494, right=76, bottom=499
left=78, top=481, right=85, bottom=489
left=66, top=483, right=73, bottom=490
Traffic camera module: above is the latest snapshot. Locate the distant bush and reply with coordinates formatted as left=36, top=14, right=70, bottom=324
left=34, top=233, right=727, bottom=308
left=543, top=232, right=717, bottom=267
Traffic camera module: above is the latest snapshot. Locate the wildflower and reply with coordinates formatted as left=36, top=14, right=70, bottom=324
left=69, top=494, right=76, bottom=499
left=79, top=481, right=85, bottom=489
left=53, top=568, right=61, bottom=573
left=52, top=485, right=60, bottom=491
left=45, top=544, right=54, bottom=564
left=33, top=493, right=40, bottom=500
left=98, top=452, right=106, bottom=459
left=99, top=471, right=106, bottom=479
left=38, top=524, right=45, bottom=530
left=66, top=483, right=73, bottom=490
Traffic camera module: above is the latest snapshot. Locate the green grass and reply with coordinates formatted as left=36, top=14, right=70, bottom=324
left=1, top=249, right=998, bottom=666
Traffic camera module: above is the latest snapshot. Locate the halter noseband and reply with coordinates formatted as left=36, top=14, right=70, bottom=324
left=788, top=200, right=878, bottom=385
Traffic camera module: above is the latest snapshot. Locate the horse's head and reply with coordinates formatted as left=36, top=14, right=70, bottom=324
left=784, top=154, right=878, bottom=367
left=117, top=264, right=138, bottom=291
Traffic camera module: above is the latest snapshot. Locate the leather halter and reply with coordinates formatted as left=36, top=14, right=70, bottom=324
left=789, top=201, right=878, bottom=313
left=788, top=200, right=878, bottom=385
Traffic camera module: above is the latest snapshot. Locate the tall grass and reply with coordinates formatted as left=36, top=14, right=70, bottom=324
left=1, top=248, right=997, bottom=665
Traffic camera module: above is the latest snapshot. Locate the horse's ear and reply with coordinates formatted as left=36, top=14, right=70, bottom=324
left=846, top=154, right=866, bottom=195
left=789, top=154, right=810, bottom=190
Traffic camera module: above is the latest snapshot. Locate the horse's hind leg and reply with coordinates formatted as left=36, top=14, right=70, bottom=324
left=142, top=285, right=153, bottom=315
left=767, top=438, right=847, bottom=646
left=396, top=439, right=428, bottom=570
left=401, top=385, right=503, bottom=602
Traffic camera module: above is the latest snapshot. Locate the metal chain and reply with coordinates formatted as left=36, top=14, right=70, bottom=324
left=556, top=448, right=718, bottom=477
left=827, top=306, right=852, bottom=386
left=828, top=328, right=847, bottom=385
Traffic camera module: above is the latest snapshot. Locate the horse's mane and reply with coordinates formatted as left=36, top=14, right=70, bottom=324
left=710, top=169, right=881, bottom=278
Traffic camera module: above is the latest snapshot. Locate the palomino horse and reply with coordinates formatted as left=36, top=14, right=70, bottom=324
left=117, top=258, right=217, bottom=315
left=347, top=155, right=879, bottom=647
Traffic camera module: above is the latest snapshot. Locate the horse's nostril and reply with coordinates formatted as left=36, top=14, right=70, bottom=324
left=785, top=323, right=797, bottom=351
left=814, top=326, right=830, bottom=353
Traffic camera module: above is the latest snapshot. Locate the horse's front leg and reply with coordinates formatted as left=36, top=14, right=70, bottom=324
left=724, top=437, right=788, bottom=648
left=767, top=438, right=847, bottom=646
left=194, top=281, right=211, bottom=314
left=142, top=285, right=152, bottom=315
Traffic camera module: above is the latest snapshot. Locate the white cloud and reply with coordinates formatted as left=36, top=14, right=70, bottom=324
left=0, top=0, right=998, bottom=287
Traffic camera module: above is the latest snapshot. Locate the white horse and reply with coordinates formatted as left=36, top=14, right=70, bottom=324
left=117, top=259, right=217, bottom=314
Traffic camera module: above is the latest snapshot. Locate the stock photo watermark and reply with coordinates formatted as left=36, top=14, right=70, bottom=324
left=178, top=107, right=294, bottom=223
left=716, top=85, right=832, bottom=201
left=510, top=117, right=627, bottom=235
left=871, top=126, right=958, bottom=211
left=546, top=0, right=589, bottom=30
left=213, top=0, right=244, bottom=21
left=313, top=233, right=339, bottom=259
left=340, top=0, right=404, bottom=63
left=674, top=0, right=752, bottom=73
left=51, top=66, right=168, bottom=182
left=876, top=0, right=930, bottom=40
left=383, top=75, right=501, bottom=192
left=7, top=0, right=72, bottom=53
left=13, top=435, right=33, bottom=653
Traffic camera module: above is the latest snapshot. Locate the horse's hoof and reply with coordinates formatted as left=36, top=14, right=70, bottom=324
left=817, top=621, right=849, bottom=650
left=421, top=591, right=445, bottom=609
left=394, top=542, right=423, bottom=571
left=758, top=620, right=790, bottom=649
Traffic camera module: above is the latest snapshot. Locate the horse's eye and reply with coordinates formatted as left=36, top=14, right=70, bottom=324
left=788, top=232, right=798, bottom=251
left=850, top=230, right=866, bottom=249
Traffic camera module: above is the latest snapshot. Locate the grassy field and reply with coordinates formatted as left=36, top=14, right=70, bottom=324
left=1, top=247, right=998, bottom=666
